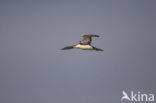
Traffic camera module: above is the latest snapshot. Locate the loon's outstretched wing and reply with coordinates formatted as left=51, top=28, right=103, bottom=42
left=92, top=46, right=103, bottom=51
left=80, top=34, right=99, bottom=45
left=61, top=45, right=74, bottom=50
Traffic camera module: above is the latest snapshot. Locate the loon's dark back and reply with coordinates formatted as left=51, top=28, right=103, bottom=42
left=80, top=34, right=99, bottom=45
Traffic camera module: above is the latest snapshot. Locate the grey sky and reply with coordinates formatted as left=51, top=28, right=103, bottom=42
left=1, top=0, right=156, bottom=103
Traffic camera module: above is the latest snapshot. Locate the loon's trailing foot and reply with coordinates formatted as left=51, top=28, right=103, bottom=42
left=61, top=34, right=104, bottom=51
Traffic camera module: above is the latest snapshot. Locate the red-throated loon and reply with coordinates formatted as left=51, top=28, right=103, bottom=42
left=61, top=34, right=103, bottom=51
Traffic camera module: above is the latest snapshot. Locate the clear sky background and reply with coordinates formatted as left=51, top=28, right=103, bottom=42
left=0, top=0, right=156, bottom=103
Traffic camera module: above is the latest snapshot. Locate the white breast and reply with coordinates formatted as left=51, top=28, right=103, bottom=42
left=74, top=44, right=93, bottom=50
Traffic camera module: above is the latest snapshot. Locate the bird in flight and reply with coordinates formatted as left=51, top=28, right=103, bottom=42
left=61, top=34, right=103, bottom=51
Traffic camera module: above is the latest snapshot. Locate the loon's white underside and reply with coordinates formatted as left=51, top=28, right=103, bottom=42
left=74, top=44, right=93, bottom=50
